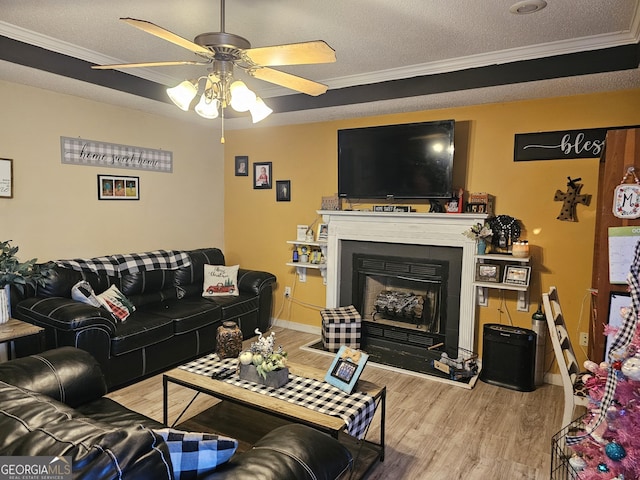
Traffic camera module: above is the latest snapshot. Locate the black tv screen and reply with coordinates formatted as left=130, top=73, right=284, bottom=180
left=338, top=120, right=455, bottom=199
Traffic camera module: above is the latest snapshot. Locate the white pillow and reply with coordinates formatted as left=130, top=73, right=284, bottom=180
left=97, top=284, right=136, bottom=322
left=71, top=280, right=101, bottom=308
left=202, top=264, right=239, bottom=297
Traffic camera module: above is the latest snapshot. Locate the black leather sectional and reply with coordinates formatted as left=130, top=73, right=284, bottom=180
left=13, top=247, right=276, bottom=390
left=0, top=347, right=353, bottom=479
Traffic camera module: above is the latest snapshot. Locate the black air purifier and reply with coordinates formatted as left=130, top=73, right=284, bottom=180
left=480, top=323, right=536, bottom=392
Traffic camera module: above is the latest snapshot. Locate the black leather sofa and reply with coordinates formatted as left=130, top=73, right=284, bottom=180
left=13, top=248, right=276, bottom=390
left=0, top=347, right=353, bottom=479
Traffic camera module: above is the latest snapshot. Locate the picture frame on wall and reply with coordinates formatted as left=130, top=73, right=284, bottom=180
left=276, top=180, right=290, bottom=201
left=98, top=174, right=140, bottom=200
left=503, top=265, right=531, bottom=286
left=254, top=162, right=272, bottom=189
left=235, top=156, right=248, bottom=176
left=0, top=158, right=13, bottom=198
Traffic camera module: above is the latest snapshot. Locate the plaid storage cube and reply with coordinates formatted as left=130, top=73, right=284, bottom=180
left=321, top=305, right=362, bottom=352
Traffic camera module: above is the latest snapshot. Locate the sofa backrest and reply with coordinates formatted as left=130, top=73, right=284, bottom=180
left=175, top=248, right=226, bottom=297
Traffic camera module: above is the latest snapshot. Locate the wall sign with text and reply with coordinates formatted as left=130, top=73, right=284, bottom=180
left=514, top=128, right=607, bottom=161
left=61, top=137, right=173, bottom=173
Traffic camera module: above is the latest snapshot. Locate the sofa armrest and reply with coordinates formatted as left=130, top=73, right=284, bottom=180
left=204, top=424, right=353, bottom=480
left=0, top=347, right=108, bottom=407
left=237, top=269, right=276, bottom=296
left=15, top=297, right=117, bottom=334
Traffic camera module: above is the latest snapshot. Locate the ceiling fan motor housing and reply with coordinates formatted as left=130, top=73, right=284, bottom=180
left=194, top=32, right=251, bottom=61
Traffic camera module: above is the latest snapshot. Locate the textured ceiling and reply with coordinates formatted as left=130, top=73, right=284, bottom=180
left=0, top=0, right=639, bottom=129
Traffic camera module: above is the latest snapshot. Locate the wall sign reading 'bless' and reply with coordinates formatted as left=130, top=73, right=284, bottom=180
left=60, top=137, right=173, bottom=173
left=514, top=128, right=607, bottom=161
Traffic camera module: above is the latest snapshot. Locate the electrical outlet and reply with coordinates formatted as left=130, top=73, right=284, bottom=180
left=284, top=286, right=291, bottom=298
left=579, top=332, right=589, bottom=347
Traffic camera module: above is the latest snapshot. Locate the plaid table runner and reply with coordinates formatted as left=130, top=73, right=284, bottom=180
left=57, top=250, right=191, bottom=277
left=179, top=354, right=377, bottom=440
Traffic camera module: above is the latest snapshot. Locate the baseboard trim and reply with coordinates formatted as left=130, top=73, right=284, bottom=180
left=270, top=318, right=321, bottom=336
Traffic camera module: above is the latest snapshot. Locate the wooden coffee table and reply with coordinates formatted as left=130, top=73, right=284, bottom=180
left=0, top=318, right=44, bottom=360
left=163, top=360, right=386, bottom=477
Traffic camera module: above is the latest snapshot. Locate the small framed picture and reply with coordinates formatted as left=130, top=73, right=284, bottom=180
left=324, top=346, right=369, bottom=394
left=503, top=265, right=531, bottom=286
left=254, top=162, right=272, bottom=189
left=98, top=175, right=139, bottom=200
left=276, top=180, right=290, bottom=201
left=475, top=263, right=501, bottom=283
left=0, top=158, right=13, bottom=198
left=235, top=156, right=248, bottom=176
left=317, top=223, right=329, bottom=241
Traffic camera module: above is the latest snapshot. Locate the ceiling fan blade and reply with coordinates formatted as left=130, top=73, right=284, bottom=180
left=244, top=41, right=336, bottom=66
left=250, top=67, right=328, bottom=96
left=92, top=60, right=209, bottom=70
left=121, top=18, right=212, bottom=57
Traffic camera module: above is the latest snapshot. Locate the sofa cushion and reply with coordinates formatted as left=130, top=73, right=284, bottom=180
left=143, top=299, right=222, bottom=335
left=175, top=248, right=226, bottom=298
left=71, top=280, right=102, bottom=307
left=203, top=264, right=239, bottom=297
left=110, top=312, right=174, bottom=356
left=155, top=428, right=238, bottom=479
left=207, top=294, right=259, bottom=322
left=97, top=284, right=136, bottom=322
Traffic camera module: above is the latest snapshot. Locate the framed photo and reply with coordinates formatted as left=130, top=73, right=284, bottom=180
left=276, top=180, right=290, bottom=201
left=503, top=265, right=531, bottom=286
left=0, top=158, right=13, bottom=198
left=324, top=345, right=369, bottom=394
left=317, top=223, right=329, bottom=241
left=475, top=263, right=501, bottom=283
left=254, top=162, right=272, bottom=189
left=98, top=175, right=139, bottom=200
left=235, top=156, right=248, bottom=176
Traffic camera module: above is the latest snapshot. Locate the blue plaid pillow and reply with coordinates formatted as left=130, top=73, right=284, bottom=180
left=154, top=428, right=238, bottom=479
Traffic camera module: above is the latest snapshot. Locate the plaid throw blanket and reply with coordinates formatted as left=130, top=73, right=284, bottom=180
left=57, top=250, right=191, bottom=277
left=180, top=355, right=377, bottom=440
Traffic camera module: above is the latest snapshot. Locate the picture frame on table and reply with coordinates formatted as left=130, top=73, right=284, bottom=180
left=254, top=162, right=272, bottom=189
left=475, top=263, right=501, bottom=283
left=503, top=265, right=531, bottom=286
left=235, top=156, right=248, bottom=176
left=276, top=180, right=290, bottom=201
left=0, top=158, right=13, bottom=198
left=98, top=174, right=139, bottom=200
left=324, top=345, right=369, bottom=394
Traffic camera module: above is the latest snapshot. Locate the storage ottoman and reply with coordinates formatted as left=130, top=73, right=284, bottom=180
left=320, top=305, right=362, bottom=352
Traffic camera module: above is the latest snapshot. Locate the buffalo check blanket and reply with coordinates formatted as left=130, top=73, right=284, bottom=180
left=179, top=354, right=377, bottom=440
left=57, top=250, right=191, bottom=277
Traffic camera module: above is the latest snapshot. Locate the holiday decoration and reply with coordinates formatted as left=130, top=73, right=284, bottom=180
left=554, top=176, right=591, bottom=222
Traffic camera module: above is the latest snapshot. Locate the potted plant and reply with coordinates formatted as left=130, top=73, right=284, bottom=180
left=238, top=329, right=289, bottom=388
left=462, top=223, right=493, bottom=254
left=0, top=240, right=54, bottom=322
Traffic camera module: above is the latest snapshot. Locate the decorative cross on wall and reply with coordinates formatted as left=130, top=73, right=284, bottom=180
left=554, top=177, right=591, bottom=222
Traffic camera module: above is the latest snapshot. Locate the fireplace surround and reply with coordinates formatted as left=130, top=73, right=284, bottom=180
left=321, top=210, right=487, bottom=366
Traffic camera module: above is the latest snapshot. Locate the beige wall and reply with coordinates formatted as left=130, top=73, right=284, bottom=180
left=224, top=88, right=640, bottom=364
left=0, top=80, right=224, bottom=261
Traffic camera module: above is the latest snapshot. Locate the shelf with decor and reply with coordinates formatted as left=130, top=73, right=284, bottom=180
left=286, top=240, right=327, bottom=284
left=473, top=253, right=531, bottom=311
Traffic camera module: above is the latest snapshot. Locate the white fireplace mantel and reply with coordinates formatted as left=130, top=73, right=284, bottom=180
left=319, top=210, right=488, bottom=352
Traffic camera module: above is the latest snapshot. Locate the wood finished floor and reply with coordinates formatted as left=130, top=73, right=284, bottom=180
left=107, top=328, right=564, bottom=479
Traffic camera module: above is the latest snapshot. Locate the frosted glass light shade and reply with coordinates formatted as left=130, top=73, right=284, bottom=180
left=250, top=97, right=273, bottom=123
left=195, top=95, right=220, bottom=119
left=167, top=81, right=198, bottom=111
left=229, top=80, right=256, bottom=112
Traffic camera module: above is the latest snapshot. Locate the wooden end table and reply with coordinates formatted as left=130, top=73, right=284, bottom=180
left=0, top=318, right=45, bottom=360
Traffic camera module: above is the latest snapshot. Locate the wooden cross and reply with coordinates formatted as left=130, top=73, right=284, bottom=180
left=554, top=177, right=591, bottom=222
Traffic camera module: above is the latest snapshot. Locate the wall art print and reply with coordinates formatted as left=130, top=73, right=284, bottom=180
left=98, top=175, right=140, bottom=200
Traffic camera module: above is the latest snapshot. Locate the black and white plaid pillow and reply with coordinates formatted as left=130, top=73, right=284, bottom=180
left=154, top=428, right=238, bottom=479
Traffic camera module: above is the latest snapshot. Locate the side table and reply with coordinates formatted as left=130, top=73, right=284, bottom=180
left=0, top=318, right=45, bottom=360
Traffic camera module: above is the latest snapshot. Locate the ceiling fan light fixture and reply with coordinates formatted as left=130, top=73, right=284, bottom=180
left=250, top=97, right=273, bottom=123
left=167, top=80, right=198, bottom=111
left=195, top=94, right=220, bottom=119
left=229, top=80, right=257, bottom=112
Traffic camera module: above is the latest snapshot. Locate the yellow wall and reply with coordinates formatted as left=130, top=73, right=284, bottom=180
left=0, top=80, right=225, bottom=260
left=224, top=88, right=640, bottom=365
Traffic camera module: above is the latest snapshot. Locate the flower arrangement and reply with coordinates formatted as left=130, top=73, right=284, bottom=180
left=0, top=240, right=54, bottom=293
left=462, top=222, right=493, bottom=241
left=238, top=329, right=287, bottom=379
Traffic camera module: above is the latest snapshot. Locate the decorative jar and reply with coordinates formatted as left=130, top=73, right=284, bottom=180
left=512, top=241, right=530, bottom=258
left=215, top=321, right=243, bottom=359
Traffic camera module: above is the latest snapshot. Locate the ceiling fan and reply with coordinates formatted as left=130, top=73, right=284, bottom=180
left=92, top=0, right=336, bottom=131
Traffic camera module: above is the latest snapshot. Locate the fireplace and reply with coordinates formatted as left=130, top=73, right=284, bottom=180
left=321, top=210, right=486, bottom=373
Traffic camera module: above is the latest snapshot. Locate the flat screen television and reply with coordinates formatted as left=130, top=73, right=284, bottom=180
left=338, top=120, right=455, bottom=199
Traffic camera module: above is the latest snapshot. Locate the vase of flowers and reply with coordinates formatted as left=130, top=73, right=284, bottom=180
left=462, top=223, right=493, bottom=255
left=0, top=240, right=54, bottom=323
left=238, top=329, right=289, bottom=388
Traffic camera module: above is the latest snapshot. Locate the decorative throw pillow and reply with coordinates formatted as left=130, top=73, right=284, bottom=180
left=97, top=284, right=136, bottom=322
left=154, top=428, right=238, bottom=479
left=71, top=280, right=101, bottom=308
left=202, top=264, right=239, bottom=297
